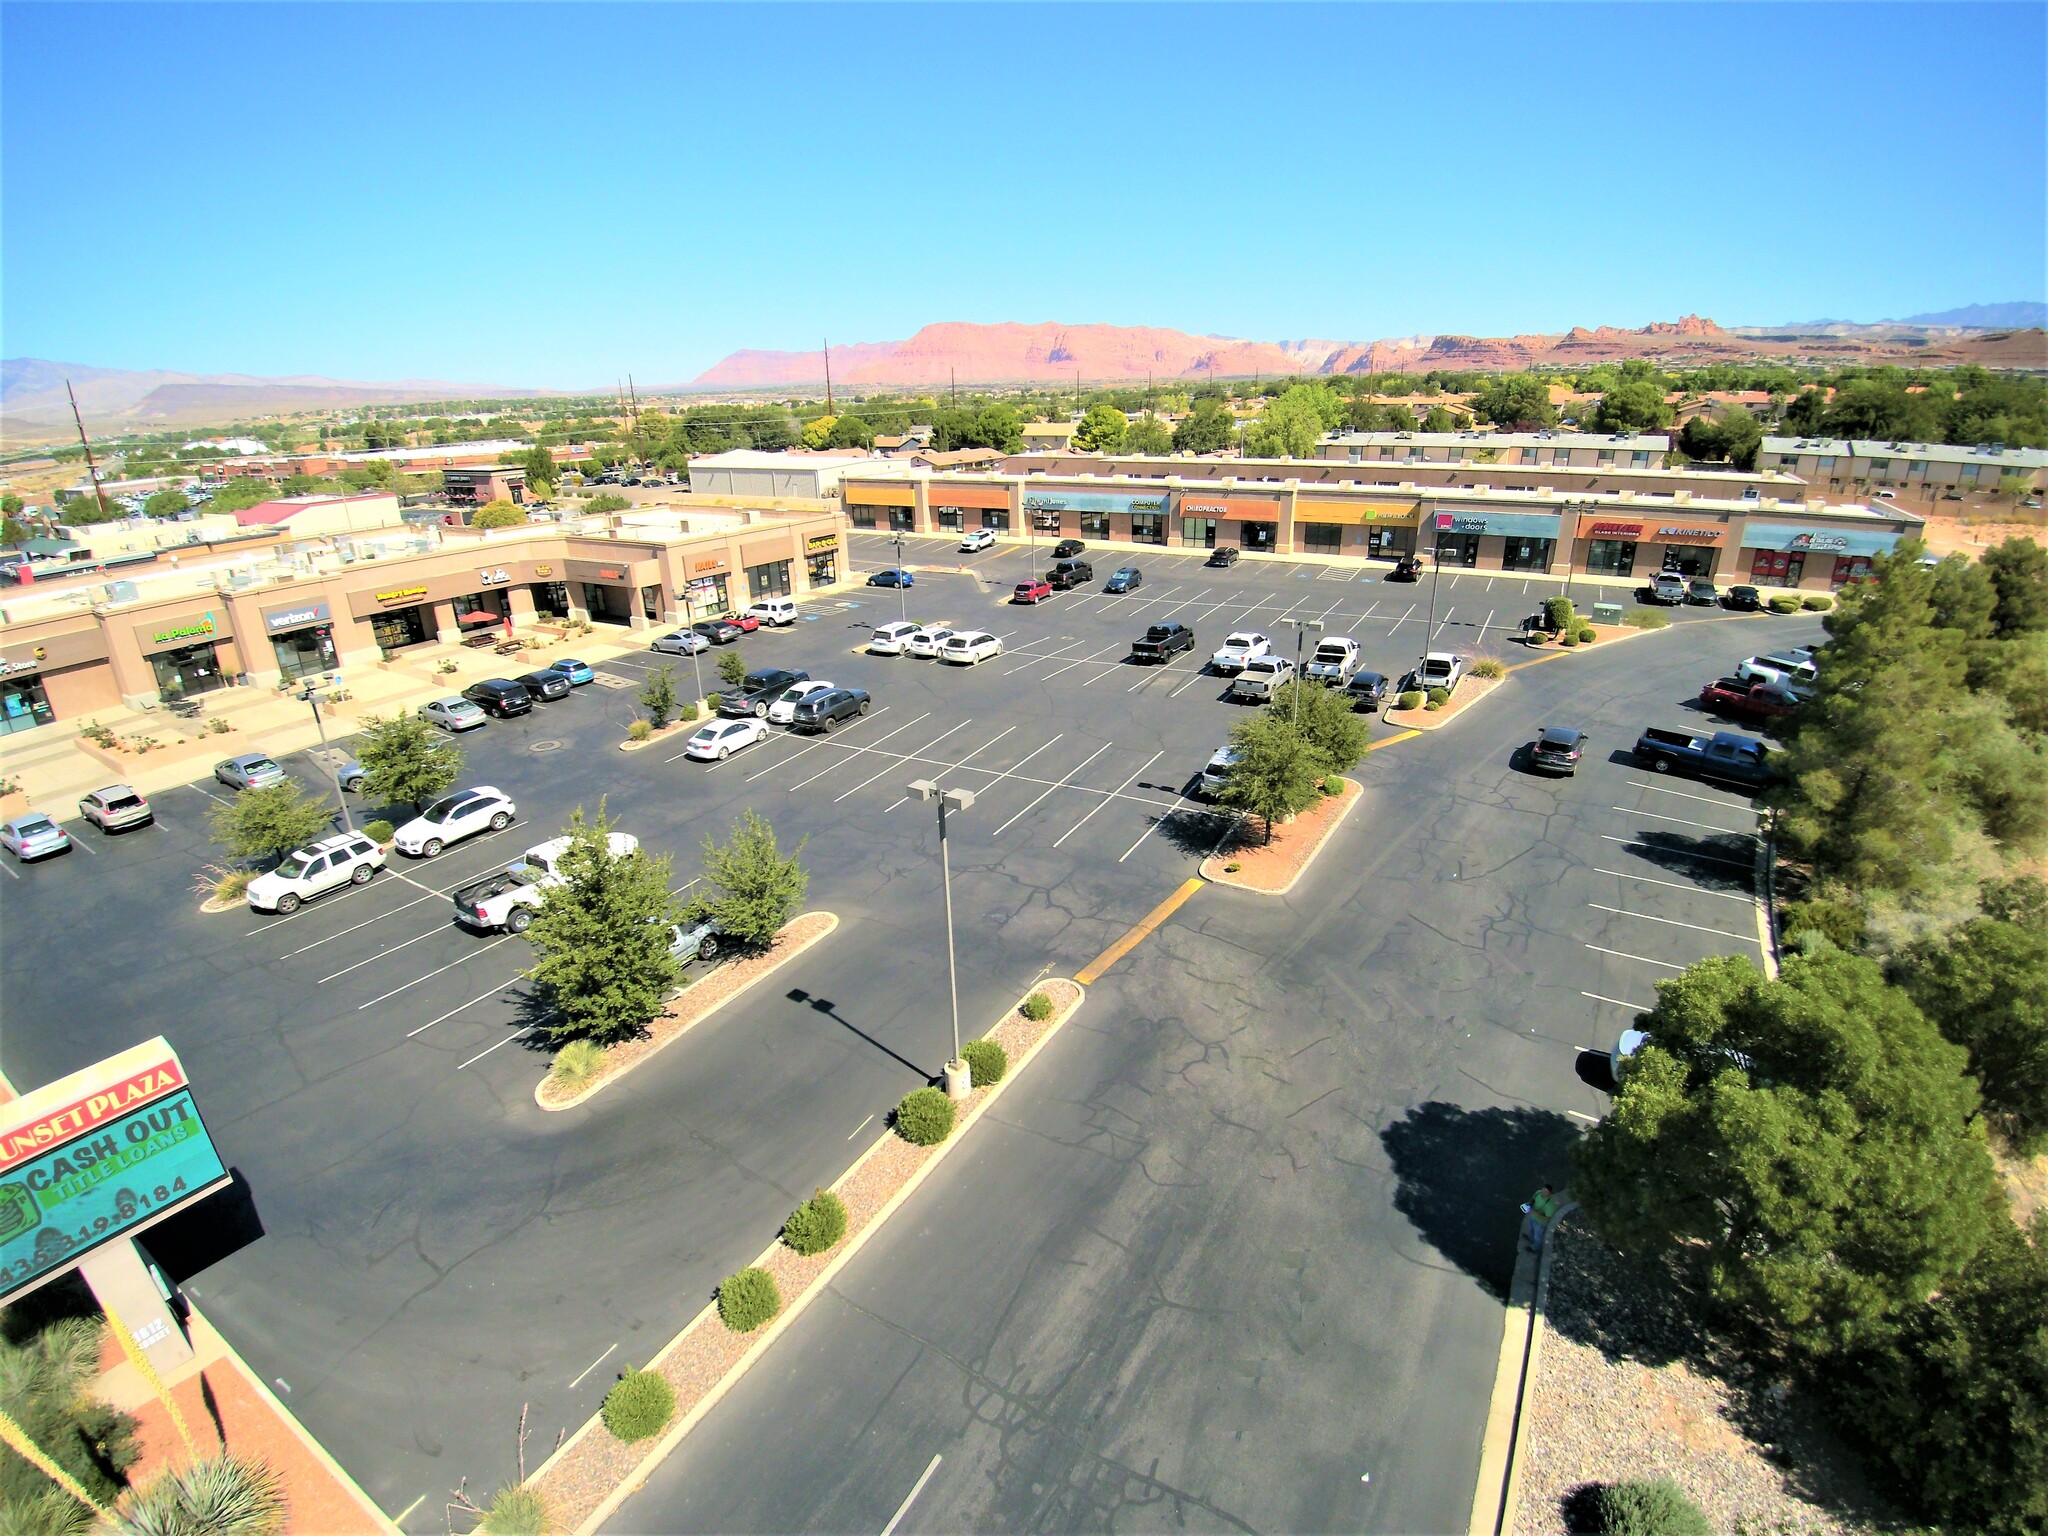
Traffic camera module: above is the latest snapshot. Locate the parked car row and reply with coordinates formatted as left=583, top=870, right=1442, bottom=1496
left=415, top=660, right=597, bottom=733
left=868, top=621, right=1003, bottom=665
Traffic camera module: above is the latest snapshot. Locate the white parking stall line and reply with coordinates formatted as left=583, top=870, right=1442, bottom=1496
left=246, top=874, right=386, bottom=936
left=783, top=713, right=933, bottom=791
left=1039, top=643, right=1126, bottom=682
left=1613, top=806, right=1756, bottom=837
left=1167, top=662, right=1215, bottom=699
left=64, top=834, right=98, bottom=856
left=832, top=722, right=974, bottom=803
left=1628, top=780, right=1758, bottom=808
left=568, top=1343, right=618, bottom=1391
left=406, top=974, right=526, bottom=1037
left=1153, top=589, right=1208, bottom=621
left=1481, top=608, right=1495, bottom=636
left=185, top=784, right=232, bottom=806
left=1589, top=902, right=1760, bottom=945
left=318, top=925, right=443, bottom=985
left=1362, top=599, right=1382, bottom=619
left=1582, top=991, right=1651, bottom=1011
left=740, top=707, right=895, bottom=780
left=1432, top=607, right=1456, bottom=640
left=880, top=1454, right=944, bottom=1536
left=1598, top=834, right=1753, bottom=869
left=1119, top=791, right=1189, bottom=862
left=359, top=935, right=514, bottom=1010
left=1583, top=943, right=1685, bottom=970
left=1129, top=652, right=1198, bottom=692
left=0, top=860, right=19, bottom=880
left=1385, top=603, right=1419, bottom=635
left=1079, top=653, right=1131, bottom=687
left=457, top=1027, right=535, bottom=1071
left=1052, top=752, right=1162, bottom=847
left=1595, top=868, right=1757, bottom=903
left=1311, top=599, right=1345, bottom=624
left=960, top=734, right=1064, bottom=798
left=991, top=742, right=1115, bottom=836
left=882, top=728, right=1015, bottom=812
left=998, top=640, right=1083, bottom=676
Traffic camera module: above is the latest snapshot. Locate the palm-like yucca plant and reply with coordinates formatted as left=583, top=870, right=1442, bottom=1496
left=110, top=1454, right=285, bottom=1536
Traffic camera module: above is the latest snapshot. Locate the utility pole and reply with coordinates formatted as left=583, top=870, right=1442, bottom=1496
left=627, top=375, right=644, bottom=469
left=823, top=339, right=833, bottom=416
left=950, top=367, right=957, bottom=409
left=66, top=381, right=113, bottom=521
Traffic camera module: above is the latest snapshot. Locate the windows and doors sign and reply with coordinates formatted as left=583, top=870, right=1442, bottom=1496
left=0, top=1038, right=229, bottom=1302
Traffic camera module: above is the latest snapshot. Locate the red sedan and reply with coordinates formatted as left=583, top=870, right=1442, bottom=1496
left=1013, top=579, right=1052, bottom=604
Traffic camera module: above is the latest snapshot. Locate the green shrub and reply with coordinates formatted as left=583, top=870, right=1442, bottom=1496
left=547, top=1039, right=607, bottom=1093
left=1397, top=689, right=1425, bottom=710
left=1020, top=990, right=1053, bottom=1022
left=679, top=701, right=700, bottom=723
left=1596, top=1477, right=1712, bottom=1536
left=894, top=1086, right=956, bottom=1145
left=628, top=719, right=653, bottom=742
left=1623, top=610, right=1670, bottom=630
left=1801, top=594, right=1834, bottom=611
left=1559, top=632, right=1580, bottom=648
left=1427, top=686, right=1450, bottom=706
left=1576, top=626, right=1597, bottom=644
left=962, top=1037, right=1007, bottom=1087
left=1768, top=594, right=1802, bottom=613
left=477, top=1482, right=552, bottom=1535
left=782, top=1188, right=848, bottom=1255
left=1470, top=658, right=1506, bottom=680
left=600, top=1368, right=675, bottom=1442
left=1321, top=774, right=1344, bottom=795
left=365, top=819, right=395, bottom=845
left=1424, top=699, right=1442, bottom=711
left=717, top=1266, right=781, bottom=1332
left=1543, top=595, right=1578, bottom=634
left=1782, top=897, right=1866, bottom=952
left=704, top=692, right=722, bottom=711
left=1223, top=860, right=1242, bottom=873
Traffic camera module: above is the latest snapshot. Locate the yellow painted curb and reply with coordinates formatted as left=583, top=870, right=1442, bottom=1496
left=540, top=979, right=1089, bottom=1536
left=1077, top=879, right=1204, bottom=984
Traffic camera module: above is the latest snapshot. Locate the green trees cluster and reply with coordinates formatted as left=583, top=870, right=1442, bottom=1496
left=1676, top=405, right=1764, bottom=470
left=1171, top=398, right=1236, bottom=454
left=1217, top=679, right=1366, bottom=840
left=354, top=711, right=463, bottom=810
left=1245, top=383, right=1343, bottom=458
left=1073, top=403, right=1127, bottom=453
left=1122, top=414, right=1172, bottom=455
left=142, top=488, right=190, bottom=519
left=209, top=780, right=335, bottom=864
left=1587, top=361, right=1674, bottom=433
left=1471, top=374, right=1558, bottom=430
left=469, top=499, right=526, bottom=529
left=1783, top=366, right=2048, bottom=449
left=692, top=810, right=808, bottom=947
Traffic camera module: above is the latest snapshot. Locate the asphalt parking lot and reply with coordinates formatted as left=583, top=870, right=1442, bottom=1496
left=0, top=535, right=1815, bottom=1529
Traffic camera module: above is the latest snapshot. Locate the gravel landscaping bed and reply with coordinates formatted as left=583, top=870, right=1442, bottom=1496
left=1515, top=1216, right=1898, bottom=1536
left=527, top=977, right=1086, bottom=1533
left=1201, top=776, right=1361, bottom=894
left=1384, top=672, right=1504, bottom=729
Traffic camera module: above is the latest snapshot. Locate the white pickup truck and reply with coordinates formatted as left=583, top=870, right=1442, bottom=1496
left=453, top=832, right=640, bottom=933
left=1416, top=651, right=1467, bottom=694
left=1303, top=636, right=1361, bottom=684
left=1210, top=631, right=1271, bottom=675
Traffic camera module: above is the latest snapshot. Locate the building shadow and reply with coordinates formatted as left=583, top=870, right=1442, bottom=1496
left=1380, top=1101, right=1580, bottom=1299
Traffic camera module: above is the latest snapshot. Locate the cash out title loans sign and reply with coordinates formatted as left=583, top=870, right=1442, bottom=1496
left=0, top=1038, right=228, bottom=1303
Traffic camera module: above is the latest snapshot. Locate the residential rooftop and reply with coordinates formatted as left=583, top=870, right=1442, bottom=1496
left=1762, top=436, right=2048, bottom=468
left=1325, top=430, right=1671, bottom=451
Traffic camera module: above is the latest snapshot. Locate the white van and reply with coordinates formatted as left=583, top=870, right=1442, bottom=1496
left=869, top=621, right=921, bottom=655
left=745, top=597, right=798, bottom=627
left=940, top=631, right=1003, bottom=666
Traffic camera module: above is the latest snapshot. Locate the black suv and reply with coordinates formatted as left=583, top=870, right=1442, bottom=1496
left=1046, top=559, right=1094, bottom=590
left=789, top=687, right=870, bottom=733
left=719, top=668, right=811, bottom=718
left=1389, top=555, right=1425, bottom=580
left=517, top=669, right=572, bottom=701
left=462, top=679, right=534, bottom=718
left=1051, top=539, right=1087, bottom=559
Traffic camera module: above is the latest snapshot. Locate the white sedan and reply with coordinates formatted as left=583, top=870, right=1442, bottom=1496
left=684, top=718, right=770, bottom=761
left=419, top=697, right=488, bottom=732
left=906, top=625, right=956, bottom=659
left=958, top=528, right=996, bottom=552
left=392, top=786, right=517, bottom=858
left=767, top=681, right=835, bottom=724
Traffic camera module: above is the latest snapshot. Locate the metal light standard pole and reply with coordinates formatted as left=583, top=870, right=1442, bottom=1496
left=1424, top=536, right=1447, bottom=674
left=678, top=587, right=706, bottom=708
left=297, top=684, right=354, bottom=832
left=1288, top=618, right=1324, bottom=725
left=907, top=779, right=975, bottom=1099
left=892, top=531, right=908, bottom=624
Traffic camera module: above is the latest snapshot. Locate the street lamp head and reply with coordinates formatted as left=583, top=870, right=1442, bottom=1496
left=907, top=779, right=938, bottom=802
left=942, top=787, right=975, bottom=812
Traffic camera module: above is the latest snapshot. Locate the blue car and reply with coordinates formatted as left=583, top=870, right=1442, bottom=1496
left=1103, top=567, right=1143, bottom=593
left=866, top=569, right=914, bottom=588
left=546, top=658, right=595, bottom=686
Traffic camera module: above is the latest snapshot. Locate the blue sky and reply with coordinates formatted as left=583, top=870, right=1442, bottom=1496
left=4, top=2, right=2043, bottom=388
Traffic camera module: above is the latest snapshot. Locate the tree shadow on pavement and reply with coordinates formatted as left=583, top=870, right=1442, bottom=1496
left=1614, top=829, right=1758, bottom=894
left=1381, top=1101, right=1579, bottom=1299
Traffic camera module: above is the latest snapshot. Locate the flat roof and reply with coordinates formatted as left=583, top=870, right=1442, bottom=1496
left=1763, top=436, right=2048, bottom=469
left=688, top=450, right=889, bottom=470
left=1003, top=452, right=1799, bottom=486
left=1328, top=430, right=1671, bottom=450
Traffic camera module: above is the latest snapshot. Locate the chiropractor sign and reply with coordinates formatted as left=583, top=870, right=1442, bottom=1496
left=0, top=1038, right=229, bottom=1303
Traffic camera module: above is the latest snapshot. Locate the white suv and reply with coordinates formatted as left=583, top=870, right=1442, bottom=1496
left=958, top=528, right=996, bottom=552
left=940, top=631, right=1003, bottom=665
left=247, top=832, right=384, bottom=914
left=907, top=625, right=956, bottom=659
left=393, top=786, right=516, bottom=858
left=869, top=620, right=921, bottom=655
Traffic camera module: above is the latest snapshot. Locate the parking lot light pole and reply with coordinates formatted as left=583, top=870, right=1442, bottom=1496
left=1424, top=537, right=1448, bottom=676
left=1287, top=618, right=1325, bottom=725
left=677, top=587, right=706, bottom=708
left=297, top=684, right=354, bottom=832
left=908, top=778, right=975, bottom=1099
left=891, top=531, right=909, bottom=623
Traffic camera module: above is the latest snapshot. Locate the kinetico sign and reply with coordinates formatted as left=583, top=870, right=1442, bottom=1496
left=0, top=1039, right=228, bottom=1302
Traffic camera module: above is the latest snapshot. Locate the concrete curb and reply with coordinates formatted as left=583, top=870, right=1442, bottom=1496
left=1200, top=776, right=1363, bottom=896
left=531, top=979, right=1089, bottom=1535
left=535, top=913, right=841, bottom=1111
left=1468, top=1201, right=1576, bottom=1536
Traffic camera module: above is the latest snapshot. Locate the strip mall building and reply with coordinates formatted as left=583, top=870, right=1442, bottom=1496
left=0, top=506, right=844, bottom=732
left=841, top=458, right=1921, bottom=592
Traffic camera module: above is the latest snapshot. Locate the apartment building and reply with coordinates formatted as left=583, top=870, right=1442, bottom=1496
left=1763, top=438, right=2048, bottom=501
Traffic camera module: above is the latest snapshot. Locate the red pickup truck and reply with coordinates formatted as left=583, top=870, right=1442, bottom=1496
left=1699, top=676, right=1801, bottom=720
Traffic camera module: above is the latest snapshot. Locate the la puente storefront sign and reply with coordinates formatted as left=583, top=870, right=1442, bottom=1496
left=0, top=1039, right=229, bottom=1302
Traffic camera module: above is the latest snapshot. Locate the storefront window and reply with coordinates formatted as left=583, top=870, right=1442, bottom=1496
left=451, top=591, right=507, bottom=637
left=271, top=624, right=337, bottom=682
left=1660, top=545, right=1719, bottom=578
left=806, top=551, right=837, bottom=587
left=372, top=606, right=432, bottom=652
left=1130, top=513, right=1165, bottom=545
left=1747, top=550, right=1804, bottom=588
left=529, top=581, right=570, bottom=619
left=980, top=509, right=1011, bottom=532
left=1240, top=522, right=1278, bottom=552
left=1502, top=538, right=1553, bottom=573
left=1367, top=527, right=1405, bottom=556
left=747, top=560, right=793, bottom=599
left=888, top=509, right=914, bottom=532
left=686, top=574, right=731, bottom=613
left=582, top=584, right=632, bottom=624
left=1831, top=555, right=1873, bottom=588
left=1182, top=517, right=1217, bottom=548
left=0, top=676, right=54, bottom=735
left=1032, top=510, right=1062, bottom=534
left=150, top=642, right=226, bottom=700
left=1434, top=534, right=1481, bottom=568
left=849, top=505, right=879, bottom=529
left=1301, top=523, right=1342, bottom=554
left=1585, top=539, right=1637, bottom=577
left=1079, top=512, right=1111, bottom=539
left=933, top=507, right=964, bottom=532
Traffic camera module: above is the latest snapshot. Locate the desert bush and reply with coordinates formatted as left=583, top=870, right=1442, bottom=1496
left=1427, top=686, right=1450, bottom=706
left=1020, top=991, right=1053, bottom=1022
left=1781, top=897, right=1867, bottom=952
left=600, top=1368, right=675, bottom=1442
left=193, top=864, right=253, bottom=902
left=1802, top=594, right=1834, bottom=611
left=1397, top=689, right=1424, bottom=710
left=1321, top=774, right=1344, bottom=795
left=1471, top=658, right=1506, bottom=680
left=894, top=1086, right=956, bottom=1145
left=1574, top=626, right=1596, bottom=643
left=1623, top=610, right=1669, bottom=630
left=1223, top=860, right=1242, bottom=873
left=365, top=819, right=395, bottom=845
left=717, top=1266, right=781, bottom=1332
left=962, top=1037, right=1007, bottom=1087
left=1769, top=594, right=1803, bottom=613
left=679, top=701, right=700, bottom=723
left=476, top=1482, right=552, bottom=1535
left=1596, top=1477, right=1712, bottom=1536
left=1559, top=632, right=1580, bottom=648
left=205, top=715, right=232, bottom=735
left=80, top=719, right=117, bottom=747
left=628, top=719, right=653, bottom=742
left=704, top=692, right=722, bottom=711
left=547, top=1039, right=607, bottom=1093
left=1543, top=595, right=1578, bottom=634
left=781, top=1188, right=848, bottom=1255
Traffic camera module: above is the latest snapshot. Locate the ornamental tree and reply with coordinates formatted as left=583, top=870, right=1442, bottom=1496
left=527, top=803, right=682, bottom=1045
left=354, top=710, right=463, bottom=810
left=1073, top=403, right=1127, bottom=454
left=695, top=811, right=808, bottom=947
left=1219, top=714, right=1325, bottom=842
left=209, top=780, right=336, bottom=864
